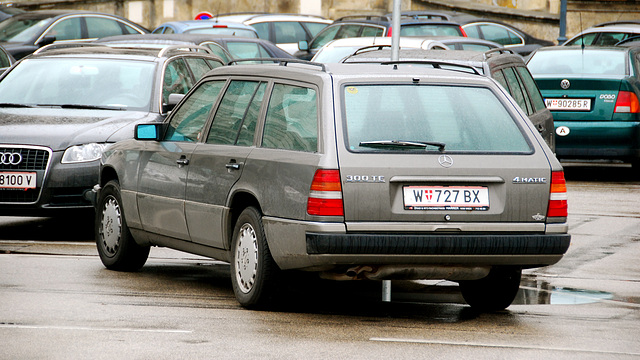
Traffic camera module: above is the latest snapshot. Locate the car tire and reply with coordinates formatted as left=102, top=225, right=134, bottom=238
left=230, top=206, right=279, bottom=308
left=96, top=180, right=149, bottom=271
left=458, top=267, right=522, bottom=312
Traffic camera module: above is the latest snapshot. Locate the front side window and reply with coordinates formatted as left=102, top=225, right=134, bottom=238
left=343, top=84, right=530, bottom=152
left=310, top=25, right=340, bottom=49
left=262, top=84, right=318, bottom=152
left=226, top=42, right=270, bottom=62
left=207, top=81, right=264, bottom=145
left=274, top=21, right=307, bottom=44
left=478, top=24, right=523, bottom=46
left=303, top=22, right=329, bottom=38
left=360, top=25, right=385, bottom=37
left=164, top=81, right=225, bottom=142
left=163, top=59, right=194, bottom=105
left=46, top=17, right=82, bottom=41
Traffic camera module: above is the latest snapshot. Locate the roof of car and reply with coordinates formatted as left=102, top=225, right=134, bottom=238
left=156, top=20, right=256, bottom=30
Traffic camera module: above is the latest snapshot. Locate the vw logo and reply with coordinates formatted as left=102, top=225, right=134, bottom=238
left=438, top=154, right=453, bottom=168
left=560, top=79, right=570, bottom=90
left=0, top=152, right=22, bottom=165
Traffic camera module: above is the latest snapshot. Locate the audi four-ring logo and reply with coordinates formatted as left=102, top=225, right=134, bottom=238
left=0, top=152, right=22, bottom=165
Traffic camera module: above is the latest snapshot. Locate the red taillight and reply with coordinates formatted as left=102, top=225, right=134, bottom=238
left=386, top=26, right=392, bottom=37
left=459, top=27, right=468, bottom=37
left=614, top=91, right=640, bottom=113
left=212, top=25, right=228, bottom=29
left=307, top=170, right=344, bottom=216
left=547, top=171, right=568, bottom=218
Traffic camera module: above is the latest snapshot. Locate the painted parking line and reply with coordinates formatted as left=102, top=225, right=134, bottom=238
left=0, top=323, right=191, bottom=333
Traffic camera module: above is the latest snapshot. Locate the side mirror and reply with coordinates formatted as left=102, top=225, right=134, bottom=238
left=298, top=40, right=309, bottom=51
left=162, top=93, right=185, bottom=113
left=36, top=35, right=56, bottom=47
left=135, top=124, right=162, bottom=141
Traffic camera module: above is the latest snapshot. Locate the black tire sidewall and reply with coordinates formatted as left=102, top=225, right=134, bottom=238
left=230, top=206, right=278, bottom=308
left=95, top=180, right=149, bottom=271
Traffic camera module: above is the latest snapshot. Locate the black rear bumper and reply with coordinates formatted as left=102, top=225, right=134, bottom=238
left=306, top=233, right=571, bottom=256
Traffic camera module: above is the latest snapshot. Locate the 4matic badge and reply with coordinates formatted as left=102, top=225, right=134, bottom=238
left=512, top=176, right=547, bottom=184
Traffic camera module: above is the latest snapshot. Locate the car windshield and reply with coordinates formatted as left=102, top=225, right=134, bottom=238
left=0, top=58, right=156, bottom=111
left=527, top=49, right=627, bottom=75
left=0, top=15, right=52, bottom=42
left=343, top=84, right=530, bottom=152
left=184, top=27, right=257, bottom=38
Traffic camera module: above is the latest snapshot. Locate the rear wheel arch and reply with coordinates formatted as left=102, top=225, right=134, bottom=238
left=227, top=191, right=262, bottom=249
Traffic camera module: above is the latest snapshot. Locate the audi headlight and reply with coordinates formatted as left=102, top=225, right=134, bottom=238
left=61, top=143, right=107, bottom=164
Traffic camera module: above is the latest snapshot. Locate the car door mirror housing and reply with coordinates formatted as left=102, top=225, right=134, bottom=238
left=135, top=124, right=162, bottom=141
left=298, top=40, right=309, bottom=51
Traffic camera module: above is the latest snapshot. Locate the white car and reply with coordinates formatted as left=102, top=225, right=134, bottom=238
left=311, top=36, right=449, bottom=63
left=212, top=13, right=333, bottom=54
left=563, top=22, right=640, bottom=46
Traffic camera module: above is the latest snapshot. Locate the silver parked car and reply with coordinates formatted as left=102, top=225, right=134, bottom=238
left=94, top=60, right=570, bottom=312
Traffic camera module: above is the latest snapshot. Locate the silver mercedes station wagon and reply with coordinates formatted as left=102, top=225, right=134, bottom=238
left=94, top=60, right=570, bottom=312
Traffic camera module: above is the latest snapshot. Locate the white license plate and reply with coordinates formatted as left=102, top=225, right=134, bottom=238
left=545, top=98, right=591, bottom=111
left=403, top=186, right=489, bottom=210
left=0, top=172, right=37, bottom=189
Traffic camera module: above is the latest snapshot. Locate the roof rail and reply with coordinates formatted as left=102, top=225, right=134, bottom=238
left=335, top=15, right=391, bottom=22
left=482, top=47, right=516, bottom=60
left=351, top=44, right=392, bottom=56
left=228, top=58, right=327, bottom=72
left=33, top=42, right=106, bottom=55
left=157, top=45, right=212, bottom=57
left=345, top=59, right=481, bottom=75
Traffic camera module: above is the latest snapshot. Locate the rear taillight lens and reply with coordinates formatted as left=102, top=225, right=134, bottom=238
left=547, top=171, right=568, bottom=219
left=307, top=169, right=344, bottom=216
left=460, top=27, right=468, bottom=37
left=614, top=91, right=640, bottom=113
left=386, top=27, right=392, bottom=37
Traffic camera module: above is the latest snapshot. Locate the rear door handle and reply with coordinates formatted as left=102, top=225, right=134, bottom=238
left=226, top=159, right=241, bottom=170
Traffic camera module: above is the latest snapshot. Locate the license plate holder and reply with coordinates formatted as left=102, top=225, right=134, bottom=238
left=0, top=172, right=37, bottom=190
left=403, top=185, right=489, bottom=211
left=545, top=98, right=591, bottom=111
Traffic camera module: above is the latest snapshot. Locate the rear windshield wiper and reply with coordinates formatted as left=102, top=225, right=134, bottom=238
left=37, top=104, right=126, bottom=111
left=0, top=103, right=35, bottom=108
left=359, top=140, right=446, bottom=152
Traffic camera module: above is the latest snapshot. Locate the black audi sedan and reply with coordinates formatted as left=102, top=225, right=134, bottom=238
left=0, top=43, right=224, bottom=216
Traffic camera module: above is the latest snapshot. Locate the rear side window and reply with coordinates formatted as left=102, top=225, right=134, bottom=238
left=262, top=84, right=318, bottom=152
left=226, top=42, right=270, bottom=62
left=86, top=17, right=133, bottom=38
left=400, top=24, right=462, bottom=37
left=164, top=81, right=225, bottom=142
left=516, top=66, right=546, bottom=113
left=207, top=81, right=265, bottom=145
left=360, top=25, right=385, bottom=37
left=185, top=58, right=212, bottom=79
left=493, top=67, right=532, bottom=115
left=343, top=84, right=530, bottom=153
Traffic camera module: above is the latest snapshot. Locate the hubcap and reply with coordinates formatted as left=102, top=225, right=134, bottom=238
left=235, top=223, right=258, bottom=294
left=100, top=196, right=121, bottom=257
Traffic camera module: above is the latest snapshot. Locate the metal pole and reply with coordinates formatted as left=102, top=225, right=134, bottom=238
left=384, top=0, right=402, bottom=302
left=557, top=0, right=568, bottom=45
left=390, top=0, right=401, bottom=62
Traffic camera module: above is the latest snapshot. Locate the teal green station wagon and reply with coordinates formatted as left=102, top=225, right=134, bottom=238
left=527, top=45, right=640, bottom=171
